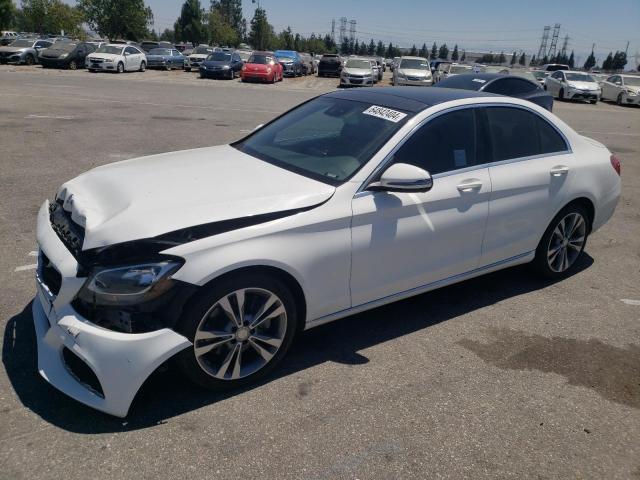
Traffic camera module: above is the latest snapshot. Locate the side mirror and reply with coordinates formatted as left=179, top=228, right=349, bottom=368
left=368, top=163, right=433, bottom=193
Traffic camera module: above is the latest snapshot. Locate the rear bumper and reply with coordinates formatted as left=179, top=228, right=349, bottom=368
left=33, top=200, right=191, bottom=417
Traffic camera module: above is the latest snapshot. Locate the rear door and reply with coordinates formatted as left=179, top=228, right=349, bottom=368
left=480, top=106, right=574, bottom=266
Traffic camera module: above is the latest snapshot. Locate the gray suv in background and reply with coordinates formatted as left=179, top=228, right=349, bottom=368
left=0, top=38, right=53, bottom=65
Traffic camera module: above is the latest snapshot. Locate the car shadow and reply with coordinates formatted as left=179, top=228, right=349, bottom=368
left=3, top=254, right=593, bottom=433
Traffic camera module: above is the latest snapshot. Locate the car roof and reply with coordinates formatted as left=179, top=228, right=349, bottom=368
left=400, top=56, right=427, bottom=60
left=325, top=86, right=498, bottom=113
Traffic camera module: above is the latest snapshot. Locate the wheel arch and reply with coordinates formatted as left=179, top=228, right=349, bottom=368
left=196, top=264, right=308, bottom=330
left=563, top=197, right=595, bottom=233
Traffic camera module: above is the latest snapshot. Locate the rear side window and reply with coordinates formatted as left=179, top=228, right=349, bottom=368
left=392, top=108, right=478, bottom=175
left=485, top=107, right=567, bottom=161
left=485, top=78, right=537, bottom=95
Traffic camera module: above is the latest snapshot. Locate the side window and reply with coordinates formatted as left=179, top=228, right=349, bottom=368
left=392, top=108, right=477, bottom=175
left=535, top=116, right=568, bottom=154
left=125, top=46, right=137, bottom=55
left=615, top=76, right=622, bottom=85
left=485, top=107, right=540, bottom=161
left=606, top=75, right=616, bottom=83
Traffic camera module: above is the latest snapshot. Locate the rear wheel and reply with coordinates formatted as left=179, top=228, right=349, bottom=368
left=139, top=61, right=146, bottom=72
left=184, top=67, right=191, bottom=72
left=25, top=54, right=34, bottom=65
left=532, top=204, right=589, bottom=279
left=176, top=273, right=299, bottom=390
left=559, top=88, right=565, bottom=100
left=68, top=60, right=77, bottom=70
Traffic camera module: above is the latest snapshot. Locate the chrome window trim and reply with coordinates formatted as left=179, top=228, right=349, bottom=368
left=357, top=101, right=572, bottom=194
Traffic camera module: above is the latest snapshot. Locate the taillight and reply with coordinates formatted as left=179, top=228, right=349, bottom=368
left=610, top=154, right=621, bottom=176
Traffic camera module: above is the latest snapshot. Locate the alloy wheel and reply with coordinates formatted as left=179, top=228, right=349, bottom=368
left=194, top=288, right=287, bottom=380
left=547, top=212, right=586, bottom=273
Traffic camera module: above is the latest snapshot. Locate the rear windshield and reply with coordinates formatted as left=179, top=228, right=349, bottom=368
left=234, top=97, right=412, bottom=184
left=435, top=75, right=485, bottom=91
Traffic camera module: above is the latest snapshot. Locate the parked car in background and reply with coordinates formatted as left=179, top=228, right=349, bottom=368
left=185, top=45, right=216, bottom=71
left=146, top=48, right=184, bottom=70
left=241, top=51, right=283, bottom=83
left=435, top=73, right=554, bottom=111
left=391, top=56, right=400, bottom=71
left=541, top=63, right=569, bottom=72
left=600, top=74, right=640, bottom=106
left=86, top=44, right=146, bottom=73
left=274, top=50, right=303, bottom=77
left=199, top=51, right=243, bottom=79
left=237, top=49, right=253, bottom=63
left=140, top=41, right=174, bottom=53
left=340, top=57, right=375, bottom=87
left=318, top=54, right=343, bottom=77
left=33, top=87, right=620, bottom=417
left=531, top=70, right=548, bottom=86
left=545, top=70, right=600, bottom=104
left=0, top=38, right=53, bottom=65
left=369, top=59, right=381, bottom=83
left=39, top=41, right=97, bottom=70
left=0, top=31, right=19, bottom=46
left=448, top=64, right=473, bottom=77
left=299, top=53, right=315, bottom=75
left=431, top=60, right=452, bottom=83
left=369, top=58, right=384, bottom=80
left=393, top=56, right=432, bottom=86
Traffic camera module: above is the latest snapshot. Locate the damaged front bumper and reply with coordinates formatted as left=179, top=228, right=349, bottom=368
left=33, top=200, right=191, bottom=417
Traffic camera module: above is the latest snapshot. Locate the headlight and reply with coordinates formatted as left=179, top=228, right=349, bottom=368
left=77, top=260, right=182, bottom=307
left=104, top=58, right=114, bottom=63
left=266, top=67, right=272, bottom=74
left=59, top=53, right=68, bottom=59
left=222, top=65, right=230, bottom=69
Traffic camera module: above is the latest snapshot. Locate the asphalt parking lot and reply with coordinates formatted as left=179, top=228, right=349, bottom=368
left=1, top=65, right=639, bottom=480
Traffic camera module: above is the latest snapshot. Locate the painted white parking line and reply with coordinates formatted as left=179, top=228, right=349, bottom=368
left=25, top=114, right=76, bottom=120
left=14, top=264, right=37, bottom=272
left=620, top=299, right=640, bottom=306
left=578, top=130, right=640, bottom=138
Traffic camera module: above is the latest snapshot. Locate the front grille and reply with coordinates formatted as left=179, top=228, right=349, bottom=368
left=90, top=58, right=104, bottom=63
left=39, top=252, right=62, bottom=296
left=407, top=76, right=424, bottom=81
left=62, top=347, right=104, bottom=397
left=49, top=200, right=85, bottom=259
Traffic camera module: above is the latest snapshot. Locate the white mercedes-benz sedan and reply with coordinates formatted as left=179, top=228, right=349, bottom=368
left=33, top=88, right=621, bottom=417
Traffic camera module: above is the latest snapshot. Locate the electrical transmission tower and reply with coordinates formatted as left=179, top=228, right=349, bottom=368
left=560, top=35, right=569, bottom=57
left=331, top=19, right=335, bottom=42
left=537, top=26, right=550, bottom=61
left=338, top=17, right=347, bottom=45
left=548, top=23, right=561, bottom=58
left=349, top=20, right=356, bottom=43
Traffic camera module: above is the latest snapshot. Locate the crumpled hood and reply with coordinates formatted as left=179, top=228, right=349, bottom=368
left=0, top=46, right=27, bottom=54
left=567, top=81, right=599, bottom=90
left=56, top=145, right=335, bottom=250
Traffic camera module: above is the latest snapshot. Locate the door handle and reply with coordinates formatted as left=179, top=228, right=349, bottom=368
left=456, top=180, right=483, bottom=192
left=550, top=165, right=569, bottom=176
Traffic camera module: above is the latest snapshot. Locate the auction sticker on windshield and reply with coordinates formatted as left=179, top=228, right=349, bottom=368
left=363, top=105, right=407, bottom=123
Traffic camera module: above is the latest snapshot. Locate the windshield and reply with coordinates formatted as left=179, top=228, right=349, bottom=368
left=450, top=65, right=471, bottom=74
left=400, top=59, right=429, bottom=70
left=207, top=52, right=231, bottom=61
left=248, top=54, right=274, bottom=65
left=623, top=76, right=640, bottom=87
left=193, top=46, right=213, bottom=54
left=9, top=39, right=34, bottom=48
left=346, top=59, right=372, bottom=69
left=275, top=51, right=295, bottom=59
left=566, top=73, right=595, bottom=82
left=96, top=45, right=123, bottom=55
left=149, top=48, right=172, bottom=55
left=49, top=42, right=77, bottom=52
left=511, top=71, right=538, bottom=82
left=234, top=97, right=412, bottom=184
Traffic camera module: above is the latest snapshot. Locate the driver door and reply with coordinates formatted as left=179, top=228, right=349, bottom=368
left=350, top=107, right=491, bottom=306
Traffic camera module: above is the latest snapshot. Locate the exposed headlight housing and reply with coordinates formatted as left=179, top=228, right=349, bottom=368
left=59, top=53, right=68, bottom=59
left=77, top=260, right=182, bottom=307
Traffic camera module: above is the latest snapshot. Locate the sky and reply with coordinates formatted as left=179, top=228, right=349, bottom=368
left=59, top=0, right=640, bottom=67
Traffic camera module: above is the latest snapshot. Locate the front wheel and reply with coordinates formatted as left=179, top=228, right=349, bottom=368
left=68, top=60, right=77, bottom=70
left=176, top=273, right=299, bottom=390
left=116, top=62, right=124, bottom=73
left=25, top=54, right=34, bottom=65
left=531, top=204, right=590, bottom=279
left=617, top=93, right=623, bottom=106
left=139, top=61, right=146, bottom=72
left=559, top=88, right=565, bottom=100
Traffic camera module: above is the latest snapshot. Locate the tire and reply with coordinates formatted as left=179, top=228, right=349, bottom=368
left=185, top=67, right=191, bottom=72
left=116, top=62, right=124, bottom=74
left=559, top=88, right=565, bottom=100
left=25, top=54, right=34, bottom=66
left=590, top=99, right=597, bottom=104
left=617, top=93, right=623, bottom=106
left=175, top=273, right=299, bottom=390
left=200, top=71, right=205, bottom=79
left=88, top=68, right=95, bottom=73
left=139, top=61, right=146, bottom=72
left=531, top=204, right=590, bottom=279
left=68, top=60, right=77, bottom=70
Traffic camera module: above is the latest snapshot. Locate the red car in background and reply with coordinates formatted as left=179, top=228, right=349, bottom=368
left=241, top=51, right=283, bottom=83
